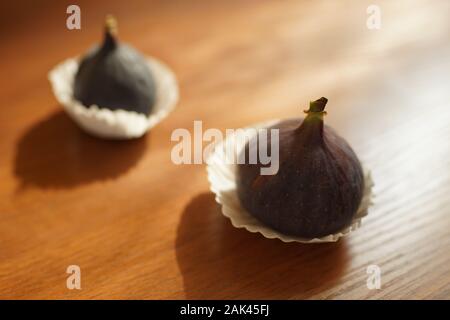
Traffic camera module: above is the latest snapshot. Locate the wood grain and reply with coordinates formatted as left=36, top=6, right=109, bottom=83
left=0, top=0, right=449, bottom=299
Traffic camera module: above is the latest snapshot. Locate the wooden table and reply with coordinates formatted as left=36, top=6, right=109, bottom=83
left=0, top=0, right=449, bottom=299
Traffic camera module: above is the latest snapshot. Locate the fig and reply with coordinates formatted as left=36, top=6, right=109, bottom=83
left=74, top=15, right=156, bottom=116
left=236, top=98, right=364, bottom=238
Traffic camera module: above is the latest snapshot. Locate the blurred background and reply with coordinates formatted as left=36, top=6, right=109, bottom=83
left=0, top=0, right=449, bottom=299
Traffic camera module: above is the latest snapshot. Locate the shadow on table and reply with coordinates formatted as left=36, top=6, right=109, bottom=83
left=14, top=110, right=147, bottom=190
left=176, top=192, right=349, bottom=299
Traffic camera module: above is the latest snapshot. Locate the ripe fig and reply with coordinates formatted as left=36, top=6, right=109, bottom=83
left=74, top=15, right=156, bottom=116
left=236, top=98, right=364, bottom=238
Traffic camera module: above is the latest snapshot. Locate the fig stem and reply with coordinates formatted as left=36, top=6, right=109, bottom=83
left=105, top=15, right=118, bottom=36
left=102, top=15, right=118, bottom=50
left=304, top=97, right=328, bottom=114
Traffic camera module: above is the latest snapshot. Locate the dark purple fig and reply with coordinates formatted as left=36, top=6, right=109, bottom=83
left=74, top=15, right=156, bottom=116
left=236, top=98, right=364, bottom=238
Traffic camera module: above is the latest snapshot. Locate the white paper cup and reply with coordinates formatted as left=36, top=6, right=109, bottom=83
left=206, top=121, right=374, bottom=243
left=48, top=56, right=179, bottom=139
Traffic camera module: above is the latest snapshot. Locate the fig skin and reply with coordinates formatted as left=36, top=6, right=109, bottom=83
left=236, top=98, right=364, bottom=238
left=74, top=16, right=156, bottom=116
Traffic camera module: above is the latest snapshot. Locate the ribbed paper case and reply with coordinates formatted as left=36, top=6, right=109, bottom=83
left=206, top=121, right=374, bottom=243
left=48, top=56, right=179, bottom=139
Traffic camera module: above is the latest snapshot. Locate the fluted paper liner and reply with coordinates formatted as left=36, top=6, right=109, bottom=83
left=48, top=56, right=178, bottom=139
left=206, top=121, right=374, bottom=243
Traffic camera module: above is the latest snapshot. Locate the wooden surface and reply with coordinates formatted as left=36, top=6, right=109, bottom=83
left=0, top=0, right=449, bottom=299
